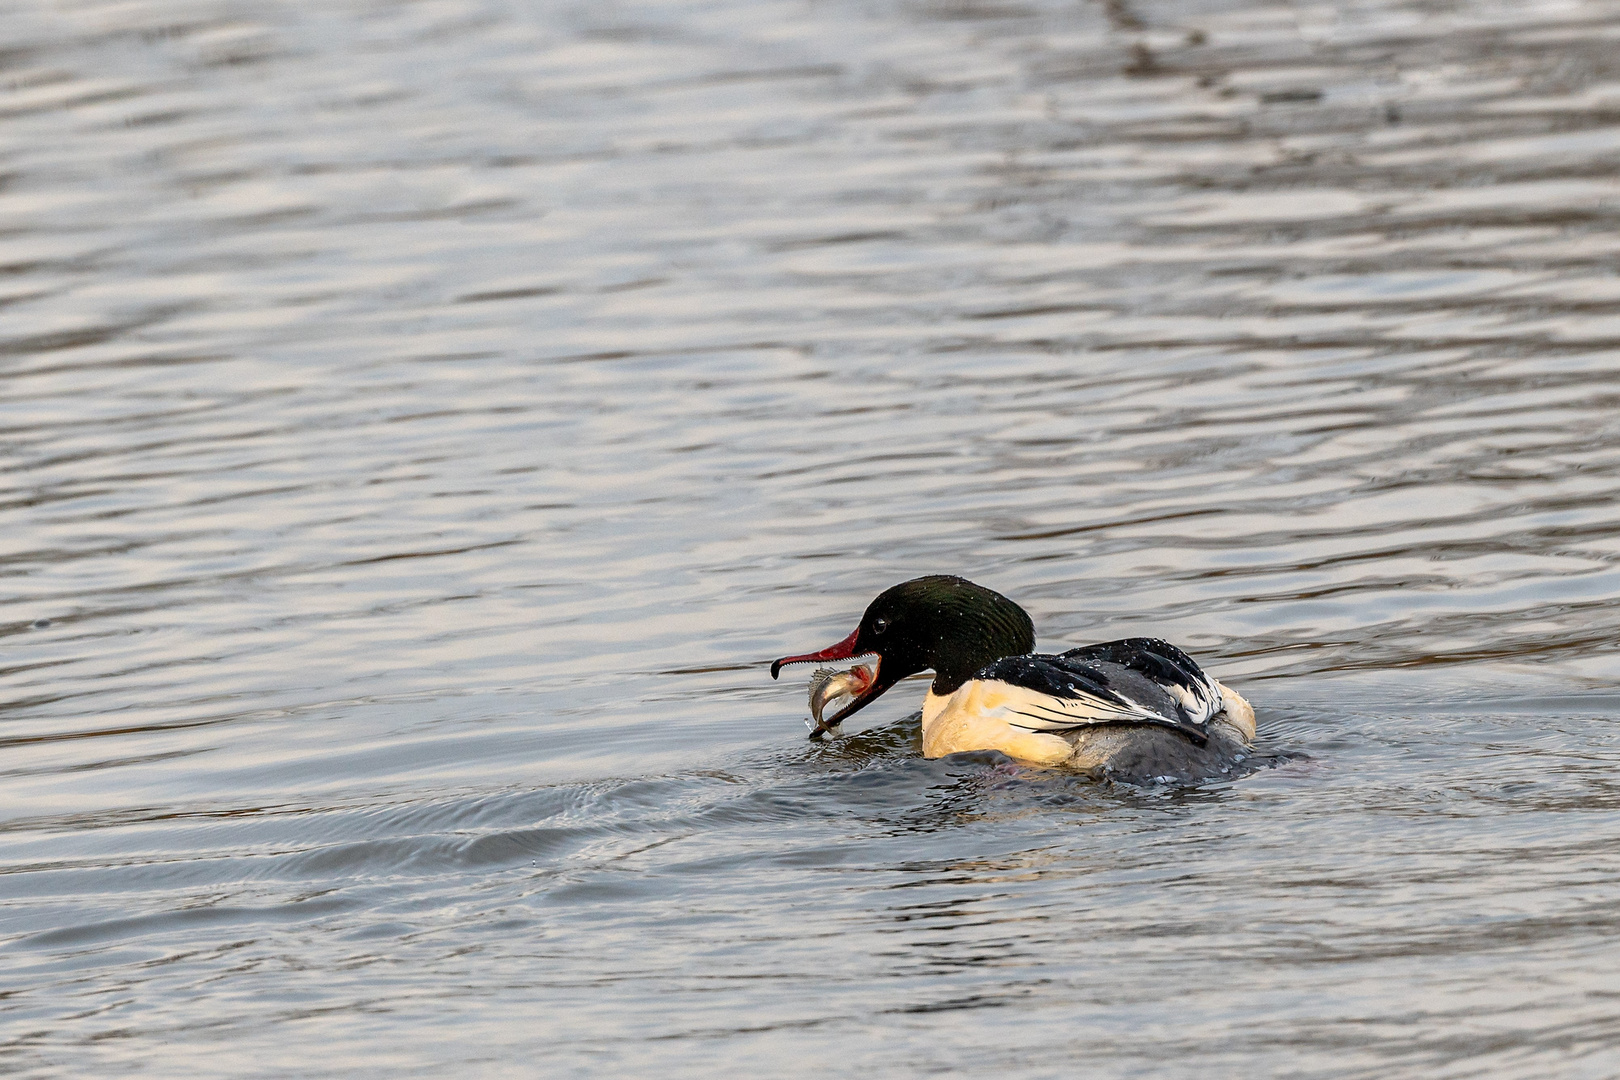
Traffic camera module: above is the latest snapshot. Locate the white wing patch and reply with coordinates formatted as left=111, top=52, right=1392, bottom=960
left=973, top=680, right=1175, bottom=733
left=1166, top=676, right=1222, bottom=726
left=1048, top=639, right=1225, bottom=728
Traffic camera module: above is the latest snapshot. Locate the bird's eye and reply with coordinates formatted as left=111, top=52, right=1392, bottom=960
left=872, top=617, right=890, bottom=634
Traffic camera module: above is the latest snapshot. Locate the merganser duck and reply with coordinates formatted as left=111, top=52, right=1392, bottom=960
left=771, top=575, right=1255, bottom=776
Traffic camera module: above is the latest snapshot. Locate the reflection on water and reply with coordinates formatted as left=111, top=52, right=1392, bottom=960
left=6, top=0, right=1620, bottom=1074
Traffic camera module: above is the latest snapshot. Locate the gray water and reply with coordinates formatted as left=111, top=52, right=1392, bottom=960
left=6, top=0, right=1620, bottom=1075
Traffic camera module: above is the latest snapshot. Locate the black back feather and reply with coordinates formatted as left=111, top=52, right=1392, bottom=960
left=973, top=639, right=1219, bottom=746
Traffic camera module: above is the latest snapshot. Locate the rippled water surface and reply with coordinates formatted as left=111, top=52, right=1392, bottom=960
left=8, top=0, right=1620, bottom=1074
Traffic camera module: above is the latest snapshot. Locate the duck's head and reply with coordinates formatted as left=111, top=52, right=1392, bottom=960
left=771, top=575, right=1035, bottom=731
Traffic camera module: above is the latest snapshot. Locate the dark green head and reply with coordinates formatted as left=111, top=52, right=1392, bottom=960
left=771, top=575, right=1035, bottom=727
